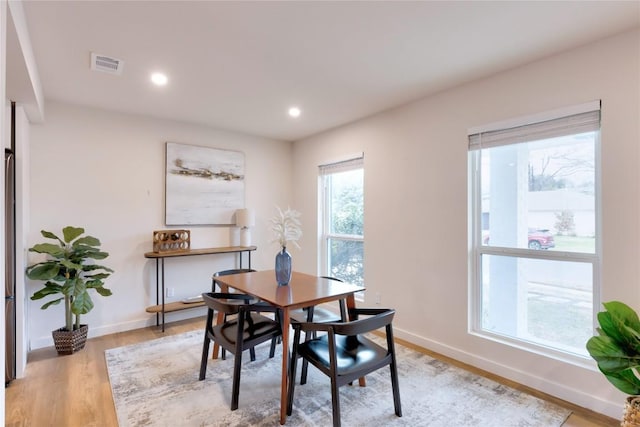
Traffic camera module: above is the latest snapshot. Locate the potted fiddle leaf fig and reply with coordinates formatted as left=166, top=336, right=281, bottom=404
left=586, top=301, right=640, bottom=426
left=26, top=226, right=113, bottom=355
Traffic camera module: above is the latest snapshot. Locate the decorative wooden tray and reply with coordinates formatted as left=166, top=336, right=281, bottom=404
left=152, top=229, right=191, bottom=253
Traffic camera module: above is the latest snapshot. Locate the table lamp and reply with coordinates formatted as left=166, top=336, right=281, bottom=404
left=236, top=208, right=255, bottom=247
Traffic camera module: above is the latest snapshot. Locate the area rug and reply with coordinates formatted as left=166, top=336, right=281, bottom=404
left=105, top=330, right=571, bottom=426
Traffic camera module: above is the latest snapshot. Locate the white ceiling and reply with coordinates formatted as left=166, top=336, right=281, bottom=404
left=11, top=1, right=640, bottom=141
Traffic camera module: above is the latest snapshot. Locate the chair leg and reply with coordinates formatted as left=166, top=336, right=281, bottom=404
left=387, top=326, right=402, bottom=417
left=300, top=359, right=309, bottom=385
left=390, top=358, right=402, bottom=417
left=300, top=330, right=312, bottom=384
left=199, top=332, right=211, bottom=381
left=269, top=336, right=277, bottom=358
left=287, top=327, right=302, bottom=416
left=330, top=376, right=341, bottom=427
left=287, top=343, right=299, bottom=415
left=249, top=347, right=256, bottom=361
left=230, top=347, right=243, bottom=410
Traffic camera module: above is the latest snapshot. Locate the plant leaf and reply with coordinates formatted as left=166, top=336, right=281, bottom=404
left=40, top=298, right=64, bottom=310
left=73, top=235, right=100, bottom=247
left=26, top=263, right=60, bottom=280
left=30, top=282, right=64, bottom=300
left=28, top=243, right=65, bottom=257
left=94, top=286, right=112, bottom=297
left=587, top=301, right=640, bottom=395
left=604, top=369, right=640, bottom=395
left=601, top=301, right=640, bottom=354
left=40, top=230, right=64, bottom=245
left=71, top=292, right=93, bottom=315
left=62, top=226, right=84, bottom=243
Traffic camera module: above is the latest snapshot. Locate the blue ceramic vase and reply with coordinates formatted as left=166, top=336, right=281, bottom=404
left=275, top=247, right=292, bottom=286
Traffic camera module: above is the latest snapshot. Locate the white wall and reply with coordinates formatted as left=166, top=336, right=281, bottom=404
left=292, top=29, right=640, bottom=418
left=14, top=104, right=28, bottom=378
left=27, top=102, right=293, bottom=348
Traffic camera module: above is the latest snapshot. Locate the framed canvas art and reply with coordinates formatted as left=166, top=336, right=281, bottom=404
left=165, top=142, right=245, bottom=225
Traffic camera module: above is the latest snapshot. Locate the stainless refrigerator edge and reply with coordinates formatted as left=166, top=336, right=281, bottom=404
left=5, top=147, right=16, bottom=385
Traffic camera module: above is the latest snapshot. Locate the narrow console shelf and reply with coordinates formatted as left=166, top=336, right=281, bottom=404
left=144, top=245, right=256, bottom=331
left=145, top=301, right=205, bottom=313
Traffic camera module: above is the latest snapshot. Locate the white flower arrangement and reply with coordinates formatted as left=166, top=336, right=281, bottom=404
left=270, top=206, right=302, bottom=249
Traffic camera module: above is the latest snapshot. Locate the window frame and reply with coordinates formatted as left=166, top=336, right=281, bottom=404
left=468, top=102, right=602, bottom=363
left=318, top=155, right=365, bottom=292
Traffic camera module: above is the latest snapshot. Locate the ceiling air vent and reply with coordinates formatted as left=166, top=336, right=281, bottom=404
left=90, top=52, right=124, bottom=75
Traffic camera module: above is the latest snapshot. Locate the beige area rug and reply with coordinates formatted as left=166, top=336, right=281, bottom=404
left=105, top=330, right=572, bottom=426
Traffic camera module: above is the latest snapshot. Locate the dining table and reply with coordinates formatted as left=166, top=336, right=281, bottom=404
left=211, top=269, right=364, bottom=425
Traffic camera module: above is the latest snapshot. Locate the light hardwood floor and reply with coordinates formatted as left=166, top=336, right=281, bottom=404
left=5, top=317, right=618, bottom=427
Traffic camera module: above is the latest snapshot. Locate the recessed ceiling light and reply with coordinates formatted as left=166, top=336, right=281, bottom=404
left=288, top=107, right=301, bottom=118
left=151, top=72, right=168, bottom=86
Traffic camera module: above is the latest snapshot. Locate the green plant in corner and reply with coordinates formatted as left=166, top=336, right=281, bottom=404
left=587, top=301, right=640, bottom=425
left=26, top=226, right=113, bottom=332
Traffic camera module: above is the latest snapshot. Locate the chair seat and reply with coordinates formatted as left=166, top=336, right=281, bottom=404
left=290, top=306, right=342, bottom=324
left=215, top=312, right=281, bottom=346
left=299, top=334, right=390, bottom=377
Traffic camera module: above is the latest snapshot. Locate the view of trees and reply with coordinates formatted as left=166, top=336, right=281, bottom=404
left=327, top=171, right=364, bottom=287
left=528, top=146, right=594, bottom=193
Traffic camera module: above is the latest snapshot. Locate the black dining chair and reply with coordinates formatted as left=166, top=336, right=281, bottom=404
left=212, top=268, right=256, bottom=292
left=199, top=292, right=282, bottom=410
left=286, top=308, right=402, bottom=427
left=289, top=276, right=347, bottom=384
left=211, top=268, right=257, bottom=360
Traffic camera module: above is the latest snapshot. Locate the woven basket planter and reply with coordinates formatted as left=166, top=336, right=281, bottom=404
left=52, top=324, right=88, bottom=355
left=622, top=396, right=640, bottom=427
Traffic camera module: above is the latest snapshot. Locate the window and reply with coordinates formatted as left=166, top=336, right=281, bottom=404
left=319, top=156, right=364, bottom=288
left=469, top=102, right=600, bottom=358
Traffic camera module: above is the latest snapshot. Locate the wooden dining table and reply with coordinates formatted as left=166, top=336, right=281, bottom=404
left=212, top=270, right=364, bottom=425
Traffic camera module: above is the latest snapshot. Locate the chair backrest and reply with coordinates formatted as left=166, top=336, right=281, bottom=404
left=201, top=292, right=254, bottom=315
left=319, top=276, right=347, bottom=321
left=332, top=308, right=395, bottom=336
left=212, top=268, right=256, bottom=291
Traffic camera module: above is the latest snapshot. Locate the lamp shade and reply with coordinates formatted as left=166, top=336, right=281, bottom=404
left=235, top=208, right=255, bottom=228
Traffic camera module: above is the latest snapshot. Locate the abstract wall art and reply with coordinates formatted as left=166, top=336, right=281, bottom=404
left=165, top=142, right=245, bottom=225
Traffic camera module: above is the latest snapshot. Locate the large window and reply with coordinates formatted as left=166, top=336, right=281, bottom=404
left=469, top=102, right=600, bottom=358
left=319, top=156, right=364, bottom=288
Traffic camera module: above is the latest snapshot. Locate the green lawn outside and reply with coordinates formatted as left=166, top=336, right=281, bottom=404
left=551, top=235, right=595, bottom=253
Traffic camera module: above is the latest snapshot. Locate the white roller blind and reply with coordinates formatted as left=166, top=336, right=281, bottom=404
left=319, top=154, right=364, bottom=175
left=469, top=102, right=601, bottom=151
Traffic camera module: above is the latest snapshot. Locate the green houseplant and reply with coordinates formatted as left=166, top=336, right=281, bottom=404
left=26, top=226, right=113, bottom=354
left=586, top=301, right=640, bottom=426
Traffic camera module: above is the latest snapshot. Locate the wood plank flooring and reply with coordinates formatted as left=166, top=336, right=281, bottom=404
left=5, top=317, right=618, bottom=426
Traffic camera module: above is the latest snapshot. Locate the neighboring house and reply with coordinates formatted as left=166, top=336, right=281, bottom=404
left=528, top=190, right=595, bottom=237
left=482, top=190, right=595, bottom=236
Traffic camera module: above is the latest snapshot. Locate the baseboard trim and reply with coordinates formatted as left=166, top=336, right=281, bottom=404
left=29, top=309, right=206, bottom=350
left=393, top=327, right=623, bottom=420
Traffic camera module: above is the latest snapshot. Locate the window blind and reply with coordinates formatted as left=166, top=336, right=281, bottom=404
left=319, top=154, right=364, bottom=175
left=468, top=102, right=601, bottom=151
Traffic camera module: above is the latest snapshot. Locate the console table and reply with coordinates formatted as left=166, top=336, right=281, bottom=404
left=144, top=246, right=256, bottom=331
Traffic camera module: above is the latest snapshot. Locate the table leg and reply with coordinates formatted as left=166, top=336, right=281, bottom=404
left=346, top=294, right=366, bottom=387
left=280, top=307, right=290, bottom=425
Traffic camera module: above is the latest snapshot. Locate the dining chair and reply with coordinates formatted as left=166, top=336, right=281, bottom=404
left=286, top=308, right=402, bottom=427
left=212, top=268, right=257, bottom=360
left=212, top=268, right=257, bottom=292
left=199, top=292, right=282, bottom=410
left=289, top=276, right=347, bottom=384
